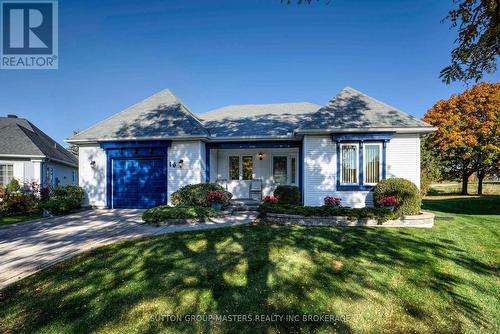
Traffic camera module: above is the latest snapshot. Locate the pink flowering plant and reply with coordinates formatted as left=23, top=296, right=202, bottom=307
left=377, top=195, right=400, bottom=207
left=263, top=195, right=279, bottom=204
left=324, top=196, right=342, bottom=207
left=207, top=191, right=226, bottom=205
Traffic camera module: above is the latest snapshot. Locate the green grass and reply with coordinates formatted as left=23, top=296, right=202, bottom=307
left=429, top=181, right=500, bottom=196
left=0, top=213, right=42, bottom=227
left=0, top=198, right=499, bottom=333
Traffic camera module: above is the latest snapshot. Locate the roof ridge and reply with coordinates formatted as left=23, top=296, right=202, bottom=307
left=14, top=124, right=45, bottom=156
left=339, top=86, right=405, bottom=113
left=73, top=89, right=186, bottom=139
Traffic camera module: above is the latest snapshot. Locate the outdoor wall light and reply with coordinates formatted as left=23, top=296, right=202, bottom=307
left=258, top=152, right=264, bottom=160
left=178, top=159, right=184, bottom=169
left=90, top=160, right=96, bottom=168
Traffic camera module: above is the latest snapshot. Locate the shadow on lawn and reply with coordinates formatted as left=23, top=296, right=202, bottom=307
left=423, top=196, right=500, bottom=215
left=0, top=223, right=495, bottom=333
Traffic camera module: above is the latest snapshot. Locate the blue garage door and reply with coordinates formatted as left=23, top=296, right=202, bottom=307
left=112, top=158, right=166, bottom=209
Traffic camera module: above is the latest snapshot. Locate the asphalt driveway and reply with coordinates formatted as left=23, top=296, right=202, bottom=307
left=0, top=209, right=256, bottom=289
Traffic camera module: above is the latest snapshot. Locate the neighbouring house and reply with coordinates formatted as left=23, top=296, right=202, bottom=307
left=67, top=87, right=436, bottom=209
left=0, top=115, right=78, bottom=188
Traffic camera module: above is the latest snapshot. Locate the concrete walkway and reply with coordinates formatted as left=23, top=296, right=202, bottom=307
left=0, top=209, right=256, bottom=289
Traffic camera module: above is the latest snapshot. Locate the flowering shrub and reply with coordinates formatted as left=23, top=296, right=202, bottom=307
left=172, top=183, right=231, bottom=207
left=207, top=191, right=226, bottom=205
left=324, top=196, right=342, bottom=207
left=0, top=180, right=39, bottom=215
left=263, top=195, right=279, bottom=204
left=377, top=195, right=400, bottom=207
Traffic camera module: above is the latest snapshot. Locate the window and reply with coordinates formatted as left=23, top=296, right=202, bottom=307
left=242, top=156, right=253, bottom=180
left=0, top=164, right=13, bottom=186
left=273, top=156, right=288, bottom=184
left=72, top=170, right=76, bottom=184
left=229, top=156, right=240, bottom=180
left=364, top=144, right=381, bottom=184
left=341, top=144, right=358, bottom=184
left=290, top=156, right=296, bottom=184
left=46, top=166, right=54, bottom=186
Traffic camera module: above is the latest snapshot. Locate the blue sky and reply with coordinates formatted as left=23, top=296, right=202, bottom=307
left=1, top=0, right=498, bottom=145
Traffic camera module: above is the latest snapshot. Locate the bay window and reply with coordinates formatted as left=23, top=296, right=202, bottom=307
left=340, top=144, right=358, bottom=184
left=364, top=143, right=382, bottom=184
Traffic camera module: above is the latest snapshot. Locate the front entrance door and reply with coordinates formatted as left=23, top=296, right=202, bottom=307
left=227, top=155, right=253, bottom=198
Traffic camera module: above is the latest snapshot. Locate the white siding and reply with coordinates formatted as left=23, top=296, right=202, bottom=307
left=387, top=133, right=420, bottom=188
left=79, top=145, right=107, bottom=207
left=167, top=141, right=205, bottom=204
left=302, top=135, right=373, bottom=208
left=303, top=135, right=337, bottom=206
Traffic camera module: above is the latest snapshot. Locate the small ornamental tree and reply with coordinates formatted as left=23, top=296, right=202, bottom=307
left=423, top=82, right=500, bottom=195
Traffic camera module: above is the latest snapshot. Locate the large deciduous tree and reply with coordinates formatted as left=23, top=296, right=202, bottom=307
left=423, top=82, right=499, bottom=195
left=440, top=0, right=500, bottom=84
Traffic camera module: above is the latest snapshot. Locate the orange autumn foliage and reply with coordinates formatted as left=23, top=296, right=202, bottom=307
left=423, top=82, right=499, bottom=192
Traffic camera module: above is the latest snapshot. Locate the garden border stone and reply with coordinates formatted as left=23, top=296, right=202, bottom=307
left=263, top=212, right=434, bottom=228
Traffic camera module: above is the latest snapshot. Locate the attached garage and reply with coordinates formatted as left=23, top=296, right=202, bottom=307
left=112, top=158, right=166, bottom=209
left=101, top=141, right=171, bottom=209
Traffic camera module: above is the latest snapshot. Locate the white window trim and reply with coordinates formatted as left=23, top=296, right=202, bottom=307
left=228, top=155, right=254, bottom=181
left=340, top=143, right=359, bottom=185
left=363, top=143, right=382, bottom=185
left=0, top=164, right=14, bottom=187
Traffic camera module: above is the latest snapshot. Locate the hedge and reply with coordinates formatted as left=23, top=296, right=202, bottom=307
left=171, top=183, right=232, bottom=207
left=258, top=203, right=395, bottom=222
left=274, top=185, right=300, bottom=205
left=142, top=206, right=217, bottom=223
left=40, top=185, right=84, bottom=215
left=373, top=178, right=421, bottom=215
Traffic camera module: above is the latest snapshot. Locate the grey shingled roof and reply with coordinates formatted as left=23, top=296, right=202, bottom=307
left=69, top=89, right=209, bottom=141
left=200, top=103, right=321, bottom=137
left=67, top=87, right=433, bottom=142
left=0, top=117, right=78, bottom=166
left=298, top=87, right=432, bottom=131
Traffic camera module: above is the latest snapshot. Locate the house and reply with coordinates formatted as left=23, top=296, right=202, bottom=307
left=0, top=115, right=78, bottom=188
left=67, top=87, right=435, bottom=209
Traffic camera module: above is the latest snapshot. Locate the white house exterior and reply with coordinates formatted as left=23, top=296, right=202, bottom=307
left=67, top=87, right=434, bottom=209
left=0, top=116, right=78, bottom=188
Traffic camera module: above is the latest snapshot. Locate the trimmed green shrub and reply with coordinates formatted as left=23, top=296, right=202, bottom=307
left=39, top=198, right=79, bottom=215
left=142, top=206, right=217, bottom=223
left=258, top=203, right=394, bottom=222
left=374, top=178, right=421, bottom=215
left=171, top=183, right=232, bottom=207
left=40, top=185, right=84, bottom=215
left=274, top=185, right=300, bottom=205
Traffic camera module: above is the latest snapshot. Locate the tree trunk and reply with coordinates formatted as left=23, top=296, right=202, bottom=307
left=477, top=172, right=484, bottom=195
left=461, top=173, right=469, bottom=195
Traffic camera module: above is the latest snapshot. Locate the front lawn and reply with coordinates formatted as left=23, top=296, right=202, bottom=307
left=0, top=197, right=498, bottom=333
left=0, top=213, right=42, bottom=227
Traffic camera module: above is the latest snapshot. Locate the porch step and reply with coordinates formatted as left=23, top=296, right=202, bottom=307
left=228, top=199, right=261, bottom=212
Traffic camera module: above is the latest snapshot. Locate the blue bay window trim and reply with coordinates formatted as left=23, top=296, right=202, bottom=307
left=100, top=141, right=171, bottom=208
left=205, top=141, right=303, bottom=204
left=333, top=133, right=393, bottom=191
